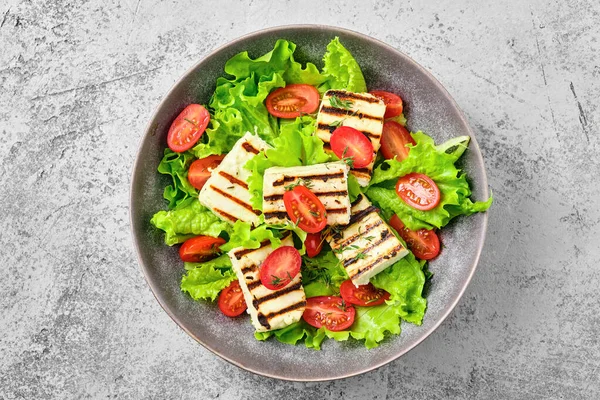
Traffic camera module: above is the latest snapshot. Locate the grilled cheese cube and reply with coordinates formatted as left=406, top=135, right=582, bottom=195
left=199, top=133, right=271, bottom=226
left=262, top=162, right=351, bottom=226
left=325, top=194, right=408, bottom=286
left=228, top=234, right=306, bottom=332
left=315, top=90, right=386, bottom=187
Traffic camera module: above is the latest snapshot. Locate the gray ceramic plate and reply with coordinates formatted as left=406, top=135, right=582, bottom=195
left=130, top=25, right=489, bottom=381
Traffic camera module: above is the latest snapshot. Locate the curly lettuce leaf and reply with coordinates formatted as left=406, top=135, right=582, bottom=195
left=301, top=250, right=347, bottom=298
left=157, top=149, right=197, bottom=209
left=321, top=37, right=367, bottom=93
left=367, top=131, right=493, bottom=230
left=150, top=200, right=231, bottom=245
left=181, top=257, right=236, bottom=301
left=245, top=115, right=332, bottom=210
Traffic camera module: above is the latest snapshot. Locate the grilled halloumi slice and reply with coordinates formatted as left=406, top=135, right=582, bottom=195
left=228, top=234, right=306, bottom=332
left=199, top=133, right=271, bottom=226
left=315, top=90, right=386, bottom=187
left=325, top=194, right=409, bottom=286
left=262, top=162, right=351, bottom=226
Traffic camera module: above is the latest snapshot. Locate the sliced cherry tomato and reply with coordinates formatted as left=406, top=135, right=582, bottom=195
left=380, top=121, right=416, bottom=161
left=370, top=90, right=403, bottom=118
left=283, top=185, right=327, bottom=234
left=167, top=104, right=210, bottom=153
left=339, top=280, right=390, bottom=307
left=266, top=84, right=320, bottom=119
left=188, top=155, right=225, bottom=190
left=179, top=236, right=226, bottom=263
left=396, top=173, right=441, bottom=211
left=218, top=280, right=247, bottom=317
left=305, top=232, right=324, bottom=258
left=260, top=246, right=302, bottom=290
left=302, top=296, right=356, bottom=331
left=330, top=126, right=374, bottom=168
left=389, top=215, right=441, bottom=260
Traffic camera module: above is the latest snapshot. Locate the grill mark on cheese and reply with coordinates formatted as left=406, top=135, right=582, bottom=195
left=348, top=205, right=379, bottom=226
left=252, top=282, right=303, bottom=308
left=352, top=167, right=372, bottom=174
left=320, top=106, right=384, bottom=122
left=210, top=185, right=260, bottom=216
left=247, top=280, right=262, bottom=291
left=263, top=211, right=288, bottom=220
left=334, top=219, right=384, bottom=249
left=272, top=172, right=345, bottom=186
left=322, top=142, right=332, bottom=150
left=350, top=244, right=406, bottom=281
left=263, top=300, right=306, bottom=320
left=317, top=123, right=381, bottom=140
left=327, top=207, right=351, bottom=215
left=212, top=208, right=238, bottom=223
left=326, top=90, right=381, bottom=104
left=241, top=141, right=260, bottom=154
left=264, top=190, right=348, bottom=202
left=257, top=313, right=271, bottom=329
left=342, top=230, right=394, bottom=269
left=218, top=171, right=248, bottom=189
left=240, top=264, right=258, bottom=275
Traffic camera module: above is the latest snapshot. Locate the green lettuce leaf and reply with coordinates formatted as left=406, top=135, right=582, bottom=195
left=321, top=37, right=367, bottom=93
left=157, top=149, right=197, bottom=209
left=245, top=115, right=333, bottom=210
left=150, top=200, right=231, bottom=245
left=301, top=250, right=347, bottom=297
left=367, top=131, right=493, bottom=230
left=181, top=257, right=236, bottom=301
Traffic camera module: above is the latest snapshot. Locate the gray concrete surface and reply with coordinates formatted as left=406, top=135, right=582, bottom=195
left=1, top=0, right=599, bottom=398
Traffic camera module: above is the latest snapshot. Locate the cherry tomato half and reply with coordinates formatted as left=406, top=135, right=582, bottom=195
left=167, top=104, right=210, bottom=153
left=266, top=84, right=320, bottom=119
left=339, top=280, right=390, bottom=307
left=330, top=126, right=374, bottom=168
left=369, top=90, right=404, bottom=118
left=396, top=173, right=441, bottom=211
left=259, top=246, right=302, bottom=290
left=188, top=155, right=225, bottom=190
left=302, top=296, right=356, bottom=331
left=283, top=185, right=327, bottom=234
left=218, top=280, right=247, bottom=317
left=305, top=232, right=324, bottom=258
left=179, top=236, right=226, bottom=263
left=389, top=215, right=441, bottom=260
left=380, top=121, right=416, bottom=161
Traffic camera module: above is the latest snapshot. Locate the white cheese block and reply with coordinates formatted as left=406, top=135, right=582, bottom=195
left=325, top=194, right=409, bottom=286
left=199, top=132, right=271, bottom=226
left=315, top=90, right=386, bottom=187
left=262, top=162, right=351, bottom=226
left=228, top=234, right=306, bottom=332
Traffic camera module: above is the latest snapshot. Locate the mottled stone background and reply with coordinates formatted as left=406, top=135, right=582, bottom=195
left=1, top=0, right=599, bottom=398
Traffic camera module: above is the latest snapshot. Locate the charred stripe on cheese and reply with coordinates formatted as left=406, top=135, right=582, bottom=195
left=241, top=142, right=260, bottom=154
left=350, top=244, right=407, bottom=281
left=211, top=208, right=238, bottom=223
left=219, top=171, right=248, bottom=189
left=232, top=234, right=291, bottom=260
left=209, top=185, right=260, bottom=216
left=342, top=230, right=394, bottom=268
left=264, top=190, right=348, bottom=202
left=316, top=123, right=382, bottom=140
left=334, top=219, right=384, bottom=249
left=326, top=90, right=382, bottom=104
left=272, top=172, right=345, bottom=186
left=257, top=300, right=307, bottom=329
left=252, top=282, right=303, bottom=308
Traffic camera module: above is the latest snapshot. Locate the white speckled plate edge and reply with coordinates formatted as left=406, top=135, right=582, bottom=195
left=130, top=25, right=489, bottom=382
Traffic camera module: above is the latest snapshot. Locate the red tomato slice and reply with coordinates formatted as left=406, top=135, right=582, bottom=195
left=188, top=155, right=225, bottom=190
left=218, top=280, right=247, bottom=317
left=396, top=173, right=441, bottom=211
left=302, top=296, right=356, bottom=331
left=179, top=236, right=226, bottom=263
left=266, top=84, right=320, bottom=119
left=339, top=280, right=390, bottom=307
left=380, top=121, right=416, bottom=161
left=330, top=126, right=374, bottom=168
left=283, top=185, right=327, bottom=234
left=305, top=232, right=324, bottom=258
left=369, top=90, right=403, bottom=118
left=260, top=246, right=302, bottom=290
left=167, top=104, right=210, bottom=153
left=389, top=215, right=441, bottom=260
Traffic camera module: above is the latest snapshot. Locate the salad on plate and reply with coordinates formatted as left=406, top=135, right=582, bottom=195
left=150, top=37, right=492, bottom=349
